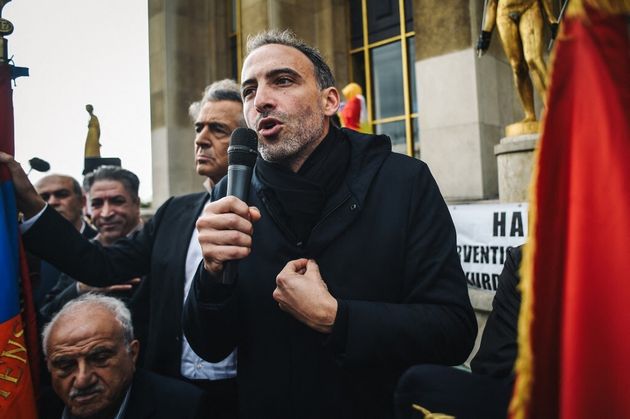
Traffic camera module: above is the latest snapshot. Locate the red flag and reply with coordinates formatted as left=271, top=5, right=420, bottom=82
left=0, top=63, right=38, bottom=418
left=511, top=4, right=630, bottom=419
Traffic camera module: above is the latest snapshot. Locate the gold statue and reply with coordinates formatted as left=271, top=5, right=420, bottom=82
left=84, top=104, right=101, bottom=158
left=477, top=0, right=558, bottom=136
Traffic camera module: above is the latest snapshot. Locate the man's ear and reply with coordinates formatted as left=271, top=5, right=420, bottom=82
left=321, top=87, right=340, bottom=117
left=129, top=339, right=140, bottom=365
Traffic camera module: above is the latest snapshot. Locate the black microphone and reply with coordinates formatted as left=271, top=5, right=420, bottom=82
left=223, top=127, right=258, bottom=285
left=226, top=128, right=258, bottom=199
left=28, top=157, right=50, bottom=173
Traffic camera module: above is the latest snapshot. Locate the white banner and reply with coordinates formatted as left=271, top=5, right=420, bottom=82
left=448, top=202, right=528, bottom=293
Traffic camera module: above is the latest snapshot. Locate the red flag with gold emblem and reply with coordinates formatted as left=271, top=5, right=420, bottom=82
left=511, top=2, right=630, bottom=418
left=0, top=62, right=38, bottom=418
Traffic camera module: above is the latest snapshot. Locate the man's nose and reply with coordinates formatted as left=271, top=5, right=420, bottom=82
left=254, top=84, right=275, bottom=113
left=100, top=201, right=113, bottom=217
left=195, top=126, right=212, bottom=148
left=73, top=360, right=96, bottom=388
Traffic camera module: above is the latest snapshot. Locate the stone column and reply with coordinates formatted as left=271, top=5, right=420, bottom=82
left=149, top=0, right=349, bottom=208
left=240, top=0, right=348, bottom=88
left=413, top=0, right=525, bottom=359
left=413, top=0, right=519, bottom=202
left=149, top=0, right=230, bottom=208
left=495, top=134, right=537, bottom=202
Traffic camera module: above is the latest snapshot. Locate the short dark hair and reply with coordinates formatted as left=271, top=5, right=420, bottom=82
left=83, top=166, right=140, bottom=202
left=188, top=79, right=244, bottom=122
left=246, top=29, right=336, bottom=89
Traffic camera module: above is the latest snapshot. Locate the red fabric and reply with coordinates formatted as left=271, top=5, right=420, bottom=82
left=526, top=11, right=630, bottom=418
left=0, top=317, right=38, bottom=419
left=0, top=63, right=38, bottom=418
left=341, top=96, right=361, bottom=130
left=19, top=237, right=40, bottom=395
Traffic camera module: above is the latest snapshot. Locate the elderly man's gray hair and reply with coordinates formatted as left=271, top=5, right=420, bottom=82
left=188, top=79, right=243, bottom=121
left=41, top=294, right=134, bottom=356
left=246, top=29, right=336, bottom=89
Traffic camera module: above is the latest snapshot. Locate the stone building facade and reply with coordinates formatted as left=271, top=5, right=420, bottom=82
left=148, top=0, right=528, bottom=207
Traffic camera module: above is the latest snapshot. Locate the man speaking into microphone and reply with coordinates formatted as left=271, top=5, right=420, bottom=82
left=183, top=30, right=476, bottom=419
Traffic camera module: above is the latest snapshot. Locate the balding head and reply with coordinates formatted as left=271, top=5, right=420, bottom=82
left=35, top=174, right=85, bottom=231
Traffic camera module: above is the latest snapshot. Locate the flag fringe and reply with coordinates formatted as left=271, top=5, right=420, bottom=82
left=508, top=142, right=540, bottom=419
left=411, top=404, right=455, bottom=419
left=508, top=18, right=565, bottom=417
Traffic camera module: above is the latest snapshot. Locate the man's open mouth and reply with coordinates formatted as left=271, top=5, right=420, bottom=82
left=257, top=118, right=283, bottom=137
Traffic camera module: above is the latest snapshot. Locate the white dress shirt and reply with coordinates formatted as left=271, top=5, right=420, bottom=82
left=180, top=220, right=237, bottom=380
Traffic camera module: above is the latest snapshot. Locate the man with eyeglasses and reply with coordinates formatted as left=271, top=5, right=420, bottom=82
left=35, top=174, right=96, bottom=239
left=32, top=175, right=97, bottom=308
left=39, top=166, right=144, bottom=323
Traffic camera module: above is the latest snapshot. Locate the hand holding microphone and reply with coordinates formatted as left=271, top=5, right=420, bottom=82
left=196, top=128, right=259, bottom=284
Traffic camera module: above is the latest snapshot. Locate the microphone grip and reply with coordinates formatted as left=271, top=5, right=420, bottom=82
left=223, top=164, right=253, bottom=285
left=226, top=165, right=252, bottom=201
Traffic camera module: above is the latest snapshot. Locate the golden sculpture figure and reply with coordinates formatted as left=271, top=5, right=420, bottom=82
left=84, top=104, right=101, bottom=158
left=477, top=0, right=558, bottom=135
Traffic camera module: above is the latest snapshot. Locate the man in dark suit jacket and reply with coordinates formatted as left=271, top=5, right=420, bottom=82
left=31, top=174, right=97, bottom=308
left=39, top=166, right=144, bottom=324
left=394, top=245, right=523, bottom=419
left=42, top=294, right=206, bottom=419
left=1, top=79, right=246, bottom=419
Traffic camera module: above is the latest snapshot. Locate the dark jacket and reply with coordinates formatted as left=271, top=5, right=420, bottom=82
left=31, top=223, right=97, bottom=309
left=24, top=192, right=210, bottom=379
left=123, top=369, right=207, bottom=419
left=393, top=246, right=523, bottom=419
left=43, top=369, right=207, bottom=419
left=38, top=237, right=139, bottom=325
left=183, top=128, right=477, bottom=418
left=471, top=245, right=522, bottom=378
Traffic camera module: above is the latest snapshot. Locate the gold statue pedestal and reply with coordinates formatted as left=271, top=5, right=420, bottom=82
left=505, top=121, right=540, bottom=137
left=494, top=134, right=538, bottom=202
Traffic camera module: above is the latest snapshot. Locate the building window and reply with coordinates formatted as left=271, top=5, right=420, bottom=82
left=349, top=0, right=418, bottom=156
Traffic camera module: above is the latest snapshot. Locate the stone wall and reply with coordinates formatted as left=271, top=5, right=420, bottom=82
left=149, top=0, right=234, bottom=206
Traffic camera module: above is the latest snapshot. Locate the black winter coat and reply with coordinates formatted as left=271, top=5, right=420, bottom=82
left=183, top=128, right=477, bottom=418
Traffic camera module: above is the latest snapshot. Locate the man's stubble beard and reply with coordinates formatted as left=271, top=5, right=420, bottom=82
left=257, top=104, right=326, bottom=165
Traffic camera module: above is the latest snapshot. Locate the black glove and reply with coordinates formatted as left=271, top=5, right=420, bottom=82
left=550, top=22, right=559, bottom=39
left=476, top=31, right=492, bottom=54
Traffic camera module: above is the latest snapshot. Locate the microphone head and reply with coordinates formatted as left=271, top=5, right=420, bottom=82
left=29, top=157, right=51, bottom=172
left=228, top=128, right=258, bottom=168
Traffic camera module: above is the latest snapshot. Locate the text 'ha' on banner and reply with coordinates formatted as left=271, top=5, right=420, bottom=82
left=448, top=202, right=527, bottom=292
